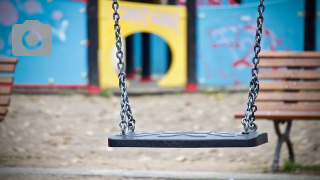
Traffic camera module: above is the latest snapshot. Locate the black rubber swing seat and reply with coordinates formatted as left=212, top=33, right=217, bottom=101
left=108, top=131, right=268, bottom=148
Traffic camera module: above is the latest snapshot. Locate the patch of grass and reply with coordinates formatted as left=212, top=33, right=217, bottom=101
left=282, top=159, right=320, bottom=172
left=99, top=90, right=113, bottom=98
left=0, top=156, right=21, bottom=163
left=202, top=87, right=230, bottom=95
left=202, top=87, right=219, bottom=95
left=0, top=157, right=8, bottom=163
left=173, top=91, right=183, bottom=95
left=201, top=87, right=230, bottom=100
left=58, top=92, right=67, bottom=96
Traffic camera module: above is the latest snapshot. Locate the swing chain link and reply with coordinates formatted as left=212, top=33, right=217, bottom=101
left=242, top=0, right=265, bottom=134
left=112, top=0, right=136, bottom=135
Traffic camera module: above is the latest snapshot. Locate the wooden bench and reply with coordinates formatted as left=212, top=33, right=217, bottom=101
left=0, top=57, right=18, bottom=122
left=235, top=51, right=320, bottom=172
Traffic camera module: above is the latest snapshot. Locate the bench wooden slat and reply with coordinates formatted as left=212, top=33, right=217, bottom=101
left=0, top=96, right=10, bottom=106
left=259, top=59, right=320, bottom=67
left=260, top=81, right=320, bottom=91
left=0, top=58, right=16, bottom=123
left=259, top=70, right=320, bottom=79
left=0, top=58, right=18, bottom=64
left=260, top=51, right=320, bottom=58
left=0, top=64, right=16, bottom=72
left=235, top=110, right=320, bottom=120
left=0, top=87, right=12, bottom=94
left=0, top=106, right=7, bottom=115
left=257, top=102, right=320, bottom=111
left=257, top=92, right=320, bottom=101
left=0, top=76, right=14, bottom=84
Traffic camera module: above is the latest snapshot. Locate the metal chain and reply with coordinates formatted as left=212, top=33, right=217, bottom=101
left=112, top=0, right=136, bottom=135
left=241, top=0, right=265, bottom=134
left=111, top=0, right=264, bottom=134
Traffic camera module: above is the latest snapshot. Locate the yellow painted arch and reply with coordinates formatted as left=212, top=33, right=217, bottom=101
left=98, top=0, right=187, bottom=88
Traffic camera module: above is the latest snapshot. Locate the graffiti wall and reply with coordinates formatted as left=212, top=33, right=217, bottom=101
left=0, top=0, right=88, bottom=86
left=197, top=0, right=305, bottom=86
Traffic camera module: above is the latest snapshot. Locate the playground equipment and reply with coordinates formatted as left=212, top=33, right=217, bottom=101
left=1, top=0, right=312, bottom=90
left=108, top=0, right=268, bottom=148
left=98, top=0, right=187, bottom=88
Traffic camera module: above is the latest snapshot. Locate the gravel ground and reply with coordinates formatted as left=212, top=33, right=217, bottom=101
left=0, top=93, right=319, bottom=176
left=0, top=174, right=154, bottom=180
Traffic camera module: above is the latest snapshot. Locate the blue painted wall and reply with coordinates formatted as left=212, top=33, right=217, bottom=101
left=196, top=0, right=240, bottom=5
left=182, top=0, right=242, bottom=5
left=196, top=0, right=305, bottom=86
left=133, top=33, right=169, bottom=75
left=317, top=0, right=320, bottom=51
left=0, top=0, right=88, bottom=86
left=150, top=34, right=169, bottom=74
left=133, top=33, right=142, bottom=71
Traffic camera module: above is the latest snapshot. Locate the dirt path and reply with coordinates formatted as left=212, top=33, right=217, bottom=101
left=0, top=93, right=319, bottom=174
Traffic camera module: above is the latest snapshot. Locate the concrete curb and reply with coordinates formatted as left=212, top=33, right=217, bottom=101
left=0, top=168, right=319, bottom=180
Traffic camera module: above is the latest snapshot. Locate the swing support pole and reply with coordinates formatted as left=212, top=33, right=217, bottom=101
left=87, top=0, right=101, bottom=94
left=185, top=0, right=198, bottom=92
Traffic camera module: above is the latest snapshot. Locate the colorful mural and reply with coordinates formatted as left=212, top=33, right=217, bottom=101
left=197, top=0, right=305, bottom=86
left=0, top=0, right=87, bottom=86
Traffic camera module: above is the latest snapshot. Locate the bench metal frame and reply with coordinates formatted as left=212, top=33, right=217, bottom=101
left=272, top=121, right=294, bottom=172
